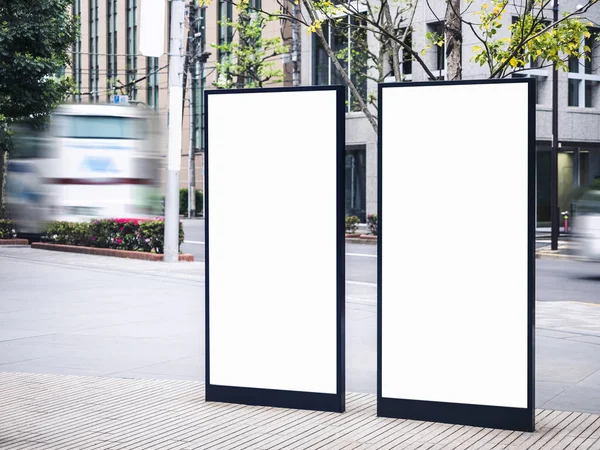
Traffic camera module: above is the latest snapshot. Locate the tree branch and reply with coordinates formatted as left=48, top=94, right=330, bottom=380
left=490, top=2, right=595, bottom=78
left=302, top=0, right=378, bottom=134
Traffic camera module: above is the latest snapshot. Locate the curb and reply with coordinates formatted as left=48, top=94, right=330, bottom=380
left=536, top=251, right=579, bottom=261
left=31, top=243, right=194, bottom=262
left=346, top=236, right=377, bottom=245
left=0, top=239, right=29, bottom=246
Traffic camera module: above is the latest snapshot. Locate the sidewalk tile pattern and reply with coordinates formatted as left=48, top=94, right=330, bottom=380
left=1, top=373, right=600, bottom=449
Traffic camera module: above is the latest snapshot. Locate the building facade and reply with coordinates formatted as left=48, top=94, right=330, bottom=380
left=67, top=0, right=291, bottom=212
left=68, top=0, right=600, bottom=223
left=301, top=0, right=600, bottom=224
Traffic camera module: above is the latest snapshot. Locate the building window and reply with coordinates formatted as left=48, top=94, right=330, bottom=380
left=147, top=57, right=159, bottom=109
left=427, top=22, right=445, bottom=80
left=312, top=15, right=368, bottom=112
left=72, top=0, right=82, bottom=102
left=127, top=0, right=138, bottom=100
left=107, top=0, right=118, bottom=101
left=312, top=22, right=330, bottom=87
left=345, top=146, right=366, bottom=222
left=384, top=29, right=412, bottom=82
left=89, top=0, right=99, bottom=101
left=568, top=33, right=599, bottom=107
left=217, top=0, right=233, bottom=63
left=511, top=56, right=546, bottom=104
left=511, top=72, right=544, bottom=104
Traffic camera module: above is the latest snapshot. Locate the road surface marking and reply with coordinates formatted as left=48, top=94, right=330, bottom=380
left=346, top=280, right=376, bottom=287
left=181, top=245, right=377, bottom=258
left=568, top=301, right=600, bottom=307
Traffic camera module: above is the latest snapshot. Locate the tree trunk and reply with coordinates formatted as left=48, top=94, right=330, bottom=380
left=236, top=11, right=251, bottom=89
left=444, top=0, right=462, bottom=80
left=182, top=1, right=196, bottom=116
left=382, top=1, right=401, bottom=82
left=0, top=149, right=6, bottom=219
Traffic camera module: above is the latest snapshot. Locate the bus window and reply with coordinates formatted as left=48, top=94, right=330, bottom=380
left=54, top=115, right=144, bottom=140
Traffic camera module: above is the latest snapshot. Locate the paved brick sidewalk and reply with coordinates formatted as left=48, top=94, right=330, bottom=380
left=1, top=372, right=599, bottom=449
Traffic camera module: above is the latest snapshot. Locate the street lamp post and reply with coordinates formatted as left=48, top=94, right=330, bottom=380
left=551, top=0, right=560, bottom=250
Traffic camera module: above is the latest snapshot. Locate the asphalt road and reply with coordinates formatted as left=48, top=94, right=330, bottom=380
left=182, top=219, right=600, bottom=303
left=180, top=219, right=205, bottom=261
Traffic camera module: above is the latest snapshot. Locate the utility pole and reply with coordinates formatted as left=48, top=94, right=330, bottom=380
left=291, top=0, right=300, bottom=86
left=551, top=0, right=559, bottom=250
left=188, top=1, right=198, bottom=218
left=164, top=0, right=186, bottom=262
left=198, top=5, right=207, bottom=218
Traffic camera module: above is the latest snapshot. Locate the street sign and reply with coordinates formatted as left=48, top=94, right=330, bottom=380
left=140, top=0, right=166, bottom=57
left=112, top=95, right=129, bottom=105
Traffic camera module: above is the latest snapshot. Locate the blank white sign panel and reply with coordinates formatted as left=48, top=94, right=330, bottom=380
left=381, top=83, right=529, bottom=408
left=208, top=90, right=338, bottom=394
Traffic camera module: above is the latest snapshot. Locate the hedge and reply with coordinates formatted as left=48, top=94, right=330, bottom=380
left=367, top=214, right=378, bottom=236
left=345, top=216, right=360, bottom=233
left=0, top=219, right=16, bottom=239
left=159, top=190, right=203, bottom=216
left=179, top=189, right=203, bottom=216
left=42, top=218, right=184, bottom=254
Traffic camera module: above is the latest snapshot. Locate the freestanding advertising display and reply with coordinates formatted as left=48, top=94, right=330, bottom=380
left=205, top=86, right=345, bottom=412
left=378, top=79, right=535, bottom=431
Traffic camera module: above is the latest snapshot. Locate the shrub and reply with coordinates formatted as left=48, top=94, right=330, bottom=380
left=89, top=219, right=140, bottom=250
left=44, top=221, right=91, bottom=246
left=0, top=219, right=16, bottom=239
left=179, top=188, right=204, bottom=216
left=43, top=218, right=185, bottom=254
left=139, top=218, right=184, bottom=254
left=367, top=214, right=378, bottom=236
left=345, top=215, right=360, bottom=234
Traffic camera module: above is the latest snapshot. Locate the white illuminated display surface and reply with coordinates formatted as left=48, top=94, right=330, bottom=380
left=208, top=90, right=339, bottom=394
left=381, top=82, right=529, bottom=408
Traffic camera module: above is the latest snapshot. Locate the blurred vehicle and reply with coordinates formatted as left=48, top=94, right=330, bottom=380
left=5, top=121, right=51, bottom=236
left=6, top=103, right=163, bottom=237
left=570, top=183, right=600, bottom=262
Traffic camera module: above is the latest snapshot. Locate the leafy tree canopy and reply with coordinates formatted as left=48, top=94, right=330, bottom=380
left=0, top=0, right=77, bottom=127
left=211, top=0, right=287, bottom=89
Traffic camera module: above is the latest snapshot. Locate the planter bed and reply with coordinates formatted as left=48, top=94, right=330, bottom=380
left=0, top=239, right=29, bottom=246
left=31, top=242, right=194, bottom=261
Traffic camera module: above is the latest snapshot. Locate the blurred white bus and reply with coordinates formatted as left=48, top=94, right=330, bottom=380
left=6, top=103, right=163, bottom=237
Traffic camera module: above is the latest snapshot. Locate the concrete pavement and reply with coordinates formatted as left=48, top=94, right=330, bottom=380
left=1, top=246, right=600, bottom=414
